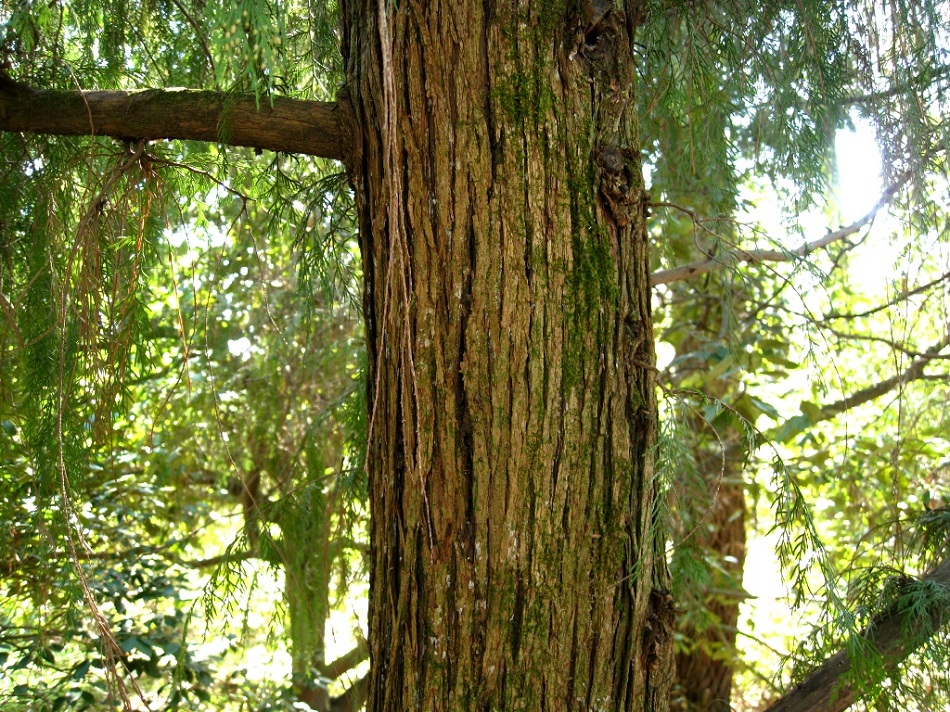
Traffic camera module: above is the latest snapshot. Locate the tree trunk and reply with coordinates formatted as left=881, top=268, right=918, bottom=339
left=341, top=1, right=672, bottom=710
left=673, top=455, right=746, bottom=712
left=282, top=482, right=332, bottom=709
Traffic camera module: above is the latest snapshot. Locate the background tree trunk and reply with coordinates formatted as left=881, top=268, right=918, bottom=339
left=341, top=1, right=672, bottom=709
left=673, top=458, right=746, bottom=712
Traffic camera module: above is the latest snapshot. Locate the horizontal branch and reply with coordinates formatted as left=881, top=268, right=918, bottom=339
left=0, top=80, right=350, bottom=161
left=822, top=269, right=950, bottom=321
left=650, top=214, right=871, bottom=287
left=297, top=672, right=369, bottom=712
left=819, top=333, right=950, bottom=420
left=842, top=63, right=950, bottom=107
left=763, top=556, right=950, bottom=712
left=817, top=326, right=950, bottom=359
left=320, top=639, right=369, bottom=679
left=650, top=179, right=907, bottom=287
left=180, top=549, right=253, bottom=568
left=769, top=333, right=950, bottom=443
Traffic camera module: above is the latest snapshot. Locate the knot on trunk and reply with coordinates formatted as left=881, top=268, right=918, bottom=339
left=643, top=588, right=676, bottom=674
left=597, top=144, right=638, bottom=226
left=569, top=0, right=624, bottom=62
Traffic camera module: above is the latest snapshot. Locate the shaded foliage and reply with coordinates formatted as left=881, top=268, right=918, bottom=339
left=0, top=0, right=949, bottom=710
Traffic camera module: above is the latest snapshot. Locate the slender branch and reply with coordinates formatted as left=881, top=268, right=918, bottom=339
left=768, top=334, right=950, bottom=443
left=0, top=80, right=350, bottom=161
left=330, top=674, right=370, bottom=712
left=916, top=373, right=950, bottom=382
left=650, top=180, right=907, bottom=287
left=181, top=549, right=254, bottom=568
left=320, top=639, right=369, bottom=679
left=818, top=325, right=950, bottom=360
left=763, top=556, right=950, bottom=712
left=331, top=537, right=370, bottom=556
left=167, top=0, right=218, bottom=83
left=841, top=64, right=950, bottom=107
left=650, top=213, right=871, bottom=287
left=822, top=270, right=950, bottom=321
left=818, top=334, right=950, bottom=420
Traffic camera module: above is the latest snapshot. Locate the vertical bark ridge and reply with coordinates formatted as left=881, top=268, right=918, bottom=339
left=342, top=0, right=672, bottom=709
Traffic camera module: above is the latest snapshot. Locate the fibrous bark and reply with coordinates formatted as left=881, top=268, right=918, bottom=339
left=0, top=2, right=674, bottom=707
left=341, top=1, right=671, bottom=709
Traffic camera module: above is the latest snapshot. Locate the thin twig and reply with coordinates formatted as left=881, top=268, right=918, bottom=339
left=168, top=0, right=218, bottom=86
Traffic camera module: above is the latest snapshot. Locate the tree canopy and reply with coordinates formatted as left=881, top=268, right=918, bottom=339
left=1, top=0, right=949, bottom=711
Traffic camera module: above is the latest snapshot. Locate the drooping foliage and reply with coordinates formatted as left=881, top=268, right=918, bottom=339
left=0, top=132, right=368, bottom=709
left=640, top=1, right=950, bottom=709
left=0, top=0, right=949, bottom=710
